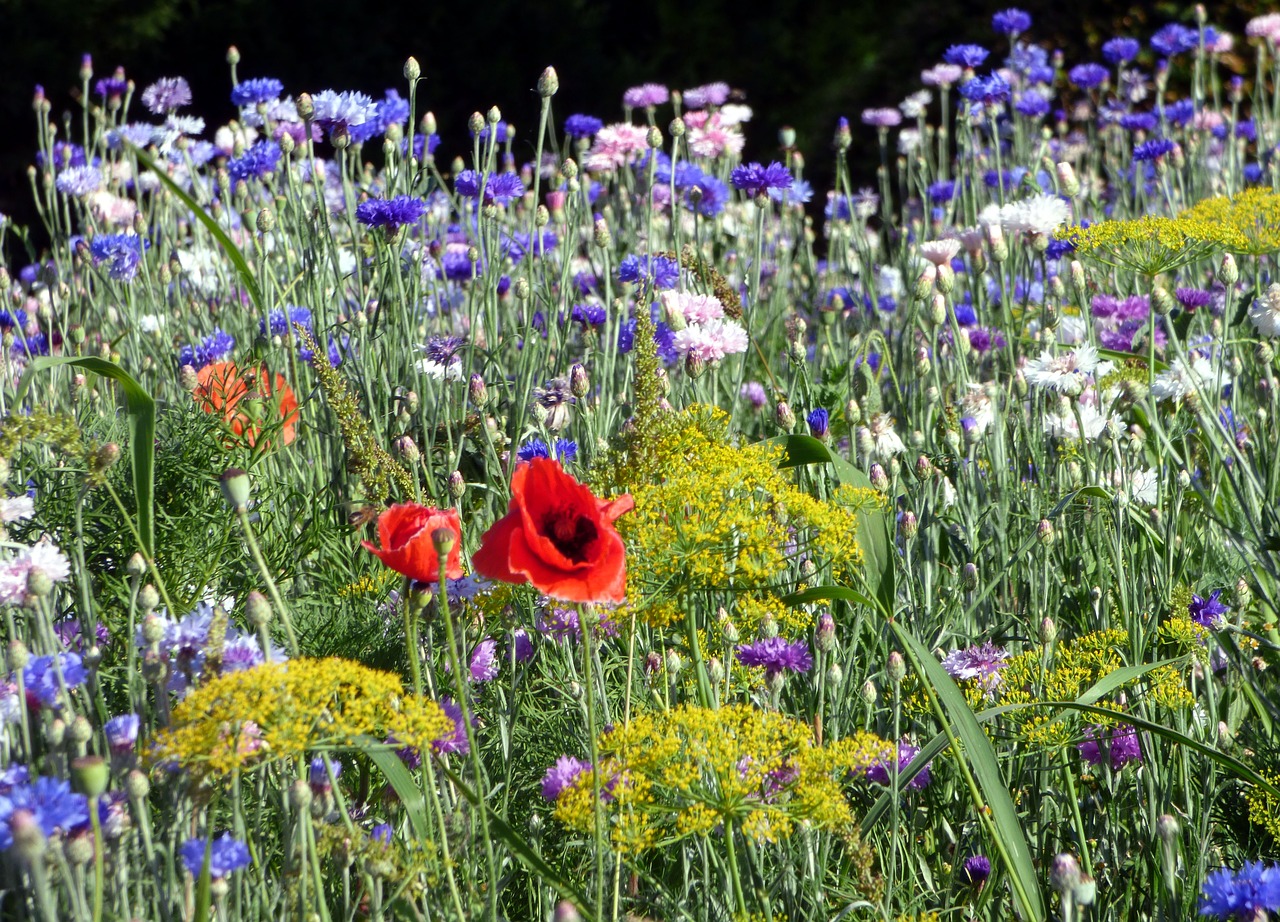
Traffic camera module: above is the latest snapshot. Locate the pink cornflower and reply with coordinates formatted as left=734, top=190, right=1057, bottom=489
left=687, top=114, right=744, bottom=159
left=861, top=108, right=903, bottom=128
left=583, top=123, right=649, bottom=173
left=660, top=290, right=724, bottom=324
left=672, top=318, right=748, bottom=363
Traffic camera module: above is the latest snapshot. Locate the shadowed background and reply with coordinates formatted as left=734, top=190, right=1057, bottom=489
left=0, top=0, right=1268, bottom=252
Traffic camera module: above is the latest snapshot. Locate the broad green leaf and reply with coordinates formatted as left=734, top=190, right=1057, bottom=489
left=890, top=622, right=1045, bottom=922
left=15, top=356, right=156, bottom=555
left=357, top=739, right=432, bottom=842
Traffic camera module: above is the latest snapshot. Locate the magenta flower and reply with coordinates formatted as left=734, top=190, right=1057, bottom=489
left=735, top=637, right=813, bottom=677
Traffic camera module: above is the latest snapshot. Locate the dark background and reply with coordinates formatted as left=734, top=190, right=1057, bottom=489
left=0, top=0, right=1268, bottom=252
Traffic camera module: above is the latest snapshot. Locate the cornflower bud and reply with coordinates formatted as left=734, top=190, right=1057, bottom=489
left=1221, top=253, right=1238, bottom=285
left=912, top=263, right=937, bottom=300
left=886, top=651, right=906, bottom=685
left=404, top=57, right=421, bottom=81
left=816, top=611, right=836, bottom=652
left=935, top=262, right=955, bottom=294
left=126, top=769, right=150, bottom=800
left=537, top=66, right=559, bottom=97
left=928, top=292, right=947, bottom=326
left=899, top=510, right=918, bottom=539
left=10, top=810, right=46, bottom=864
left=779, top=125, right=797, bottom=149
left=70, top=715, right=93, bottom=747
left=138, top=585, right=160, bottom=615
left=393, top=435, right=420, bottom=464
left=869, top=463, right=889, bottom=492
left=1152, top=286, right=1175, bottom=316
left=179, top=364, right=199, bottom=391
left=775, top=401, right=796, bottom=431
left=448, top=470, right=466, bottom=499
left=486, top=106, right=502, bottom=125
left=760, top=613, right=779, bottom=639
left=1040, top=616, right=1057, bottom=644
left=1056, top=161, right=1080, bottom=196
left=570, top=363, right=590, bottom=398
left=1050, top=853, right=1081, bottom=894
left=860, top=678, right=878, bottom=705
left=1036, top=518, right=1055, bottom=545
left=246, top=590, right=273, bottom=626
left=7, top=639, right=29, bottom=671
left=664, top=648, right=683, bottom=676
left=826, top=662, right=844, bottom=686
left=962, top=561, right=979, bottom=590
left=295, top=93, right=314, bottom=121
left=593, top=219, right=612, bottom=249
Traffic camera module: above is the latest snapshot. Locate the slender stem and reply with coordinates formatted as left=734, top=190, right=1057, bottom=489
left=235, top=506, right=300, bottom=657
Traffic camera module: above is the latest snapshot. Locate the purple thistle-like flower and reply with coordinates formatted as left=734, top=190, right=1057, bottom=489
left=105, top=714, right=140, bottom=753
left=231, top=77, right=284, bottom=107
left=962, top=854, right=992, bottom=886
left=736, top=637, right=813, bottom=676
left=541, top=756, right=592, bottom=801
left=1069, top=63, right=1110, bottom=89
left=1176, top=288, right=1214, bottom=311
left=1078, top=723, right=1142, bottom=769
left=510, top=628, right=535, bottom=663
left=622, top=83, right=669, bottom=109
left=227, top=140, right=282, bottom=182
left=1190, top=589, right=1230, bottom=628
left=469, top=638, right=499, bottom=682
left=431, top=698, right=471, bottom=755
left=944, top=44, right=990, bottom=68
left=0, top=776, right=90, bottom=851
left=941, top=642, right=1010, bottom=697
left=992, top=8, right=1031, bottom=35
left=141, top=77, right=192, bottom=114
left=1199, top=862, right=1280, bottom=920
left=730, top=161, right=793, bottom=196
left=1102, top=37, right=1141, bottom=64
left=355, top=195, right=427, bottom=231
left=88, top=234, right=144, bottom=282
left=179, top=833, right=252, bottom=879
left=1134, top=138, right=1177, bottom=161
left=866, top=741, right=932, bottom=790
left=564, top=114, right=603, bottom=140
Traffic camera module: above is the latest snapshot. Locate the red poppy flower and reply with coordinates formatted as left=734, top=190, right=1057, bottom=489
left=362, top=504, right=464, bottom=583
left=194, top=361, right=299, bottom=448
left=473, top=458, right=633, bottom=603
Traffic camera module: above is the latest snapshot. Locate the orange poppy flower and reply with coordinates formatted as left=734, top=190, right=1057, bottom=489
left=194, top=361, right=299, bottom=448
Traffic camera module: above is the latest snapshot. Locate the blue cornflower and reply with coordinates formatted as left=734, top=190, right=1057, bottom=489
left=310, top=90, right=377, bottom=140
left=806, top=408, right=830, bottom=439
left=1151, top=23, right=1198, bottom=57
left=945, top=44, right=990, bottom=68
left=179, top=833, right=252, bottom=880
left=953, top=299, right=978, bottom=326
left=88, top=234, right=144, bottom=282
left=927, top=180, right=956, bottom=203
left=54, top=166, right=102, bottom=197
left=231, top=77, right=284, bottom=107
left=178, top=328, right=236, bottom=370
left=570, top=303, right=606, bottom=327
left=1189, top=589, right=1229, bottom=628
left=1015, top=90, right=1052, bottom=118
left=618, top=254, right=680, bottom=290
left=1134, top=138, right=1176, bottom=161
left=374, top=89, right=410, bottom=135
left=517, top=438, right=578, bottom=463
left=1069, top=63, right=1110, bottom=89
left=1120, top=112, right=1159, bottom=133
left=35, top=141, right=88, bottom=172
left=140, top=76, right=192, bottom=115
left=503, top=230, right=557, bottom=263
left=769, top=178, right=813, bottom=204
left=960, top=74, right=1011, bottom=105
left=564, top=114, right=603, bottom=140
left=371, top=824, right=394, bottom=845
left=1102, top=37, right=1141, bottom=64
left=685, top=176, right=730, bottom=216
left=1045, top=238, right=1075, bottom=259
left=454, top=170, right=525, bottom=205
left=1198, top=862, right=1280, bottom=920
left=991, top=8, right=1031, bottom=35
left=326, top=335, right=348, bottom=368
left=0, top=776, right=89, bottom=851
left=403, top=132, right=441, bottom=161
left=227, top=140, right=282, bottom=182
left=95, top=75, right=128, bottom=99
left=0, top=308, right=27, bottom=332
left=1165, top=99, right=1196, bottom=125
left=23, top=653, right=87, bottom=708
left=355, top=195, right=428, bottom=231
left=260, top=306, right=314, bottom=338
left=475, top=120, right=511, bottom=144
left=729, top=161, right=793, bottom=196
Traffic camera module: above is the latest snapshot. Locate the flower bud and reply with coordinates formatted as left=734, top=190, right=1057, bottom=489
left=554, top=900, right=583, bottom=922
left=448, top=470, right=466, bottom=499
left=126, top=769, right=150, bottom=800
left=1221, top=253, right=1238, bottom=285
left=935, top=262, right=955, bottom=294
left=537, top=67, right=559, bottom=98
left=1040, top=616, right=1057, bottom=644
left=289, top=779, right=313, bottom=810
left=912, top=263, right=937, bottom=300
left=469, top=373, right=489, bottom=408
left=962, top=562, right=979, bottom=590
left=664, top=648, right=683, bottom=676
left=72, top=755, right=110, bottom=797
left=70, top=715, right=93, bottom=746
left=404, top=57, right=421, bottom=81
left=126, top=553, right=147, bottom=578
left=928, top=292, right=947, bottom=325
left=1036, top=518, right=1055, bottom=546
left=10, top=809, right=46, bottom=864
left=861, top=678, right=878, bottom=705
left=1152, top=286, right=1175, bottom=316
left=775, top=401, right=796, bottom=431
left=219, top=467, right=252, bottom=511
left=826, top=662, right=844, bottom=686
left=1050, top=853, right=1081, bottom=894
left=431, top=527, right=456, bottom=555
left=593, top=219, right=612, bottom=249
left=1155, top=813, right=1179, bottom=845
left=179, top=364, right=199, bottom=391
left=7, top=639, right=29, bottom=671
left=26, top=568, right=53, bottom=598
left=138, top=584, right=160, bottom=614
left=816, top=611, right=836, bottom=652
left=246, top=590, right=273, bottom=626
left=869, top=463, right=889, bottom=491
left=570, top=363, right=590, bottom=398
left=899, top=510, right=918, bottom=539
left=887, top=651, right=906, bottom=684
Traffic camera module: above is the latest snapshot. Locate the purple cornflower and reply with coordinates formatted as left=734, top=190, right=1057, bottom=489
left=941, top=642, right=1010, bottom=698
left=1189, top=589, right=1230, bottom=628
left=429, top=699, right=470, bottom=755
left=1103, top=37, right=1142, bottom=64
left=454, top=170, right=525, bottom=205
left=140, top=77, right=192, bottom=114
left=178, top=328, right=236, bottom=370
left=260, top=306, right=313, bottom=338
left=179, top=833, right=252, bottom=879
left=310, top=90, right=377, bottom=140
left=1015, top=90, right=1051, bottom=118
left=1176, top=288, right=1213, bottom=311
left=570, top=303, right=606, bottom=327
left=23, top=653, right=87, bottom=708
left=231, top=77, right=284, bottom=107
left=372, top=89, right=410, bottom=137
left=1069, top=63, right=1110, bottom=89
left=1078, top=724, right=1142, bottom=770
left=861, top=108, right=903, bottom=128
left=510, top=628, right=535, bottom=662
left=807, top=408, right=830, bottom=439
left=227, top=140, right=282, bottom=182
left=370, top=823, right=393, bottom=845
left=0, top=776, right=89, bottom=851
left=104, top=714, right=140, bottom=754
left=622, top=83, right=669, bottom=109
left=736, top=637, right=813, bottom=677
left=1199, top=862, right=1280, bottom=920
left=541, top=756, right=592, bottom=800
left=1134, top=138, right=1176, bottom=161
left=683, top=82, right=731, bottom=108
left=730, top=161, right=793, bottom=196
left=866, top=741, right=932, bottom=790
left=992, top=9, right=1031, bottom=35
left=740, top=381, right=768, bottom=409
left=518, top=438, right=578, bottom=462
left=355, top=195, right=427, bottom=231
left=88, top=234, right=144, bottom=282
left=962, top=854, right=992, bottom=886
left=53, top=619, right=109, bottom=651
left=928, top=180, right=956, bottom=203
left=944, top=44, right=990, bottom=68
left=539, top=606, right=582, bottom=641
left=95, top=73, right=128, bottom=100
left=469, top=638, right=498, bottom=682
left=959, top=74, right=1011, bottom=105
left=564, top=114, right=603, bottom=140
left=54, top=166, right=102, bottom=197
left=1151, top=23, right=1199, bottom=57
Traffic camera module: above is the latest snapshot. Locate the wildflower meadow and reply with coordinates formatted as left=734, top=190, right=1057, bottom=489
left=3, top=5, right=1280, bottom=921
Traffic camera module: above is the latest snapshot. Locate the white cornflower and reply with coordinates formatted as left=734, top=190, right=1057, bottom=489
left=1023, top=344, right=1100, bottom=393
left=1043, top=401, right=1117, bottom=442
left=0, top=495, right=34, bottom=523
left=1003, top=193, right=1070, bottom=237
left=867, top=413, right=907, bottom=460
left=1150, top=354, right=1223, bottom=401
left=919, top=238, right=962, bottom=266
left=1248, top=283, right=1280, bottom=337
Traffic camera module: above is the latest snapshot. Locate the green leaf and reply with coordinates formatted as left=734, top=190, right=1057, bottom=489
left=890, top=622, right=1045, bottom=922
left=769, top=434, right=894, bottom=614
left=15, top=356, right=156, bottom=555
left=356, top=739, right=432, bottom=843
left=129, top=145, right=263, bottom=313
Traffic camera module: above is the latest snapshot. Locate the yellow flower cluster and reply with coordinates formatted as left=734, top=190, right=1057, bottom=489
left=1179, top=188, right=1280, bottom=256
left=553, top=703, right=892, bottom=854
left=1059, top=214, right=1246, bottom=274
left=600, top=405, right=873, bottom=627
left=152, top=658, right=453, bottom=777
left=1246, top=771, right=1280, bottom=845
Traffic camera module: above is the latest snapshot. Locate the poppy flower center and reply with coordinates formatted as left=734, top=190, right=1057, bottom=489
left=543, top=510, right=597, bottom=562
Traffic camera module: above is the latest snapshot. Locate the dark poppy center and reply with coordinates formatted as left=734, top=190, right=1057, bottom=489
left=543, top=510, right=597, bottom=563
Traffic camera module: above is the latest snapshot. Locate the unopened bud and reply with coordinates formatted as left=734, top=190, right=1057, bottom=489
left=404, top=57, right=421, bottom=81
left=246, top=590, right=273, bottom=626
left=1056, top=161, right=1080, bottom=197
left=220, top=467, right=252, bottom=511
left=1036, top=518, right=1055, bottom=546
left=899, top=510, right=918, bottom=539
left=775, top=401, right=796, bottom=431
left=570, top=363, right=590, bottom=398
left=887, top=651, right=906, bottom=684
left=1040, top=617, right=1057, bottom=644
left=537, top=67, right=559, bottom=97
left=1221, top=253, right=1238, bottom=285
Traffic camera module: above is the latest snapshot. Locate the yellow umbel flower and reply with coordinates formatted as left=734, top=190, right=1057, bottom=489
left=1058, top=214, right=1245, bottom=274
left=152, top=657, right=453, bottom=777
left=1180, top=188, right=1280, bottom=256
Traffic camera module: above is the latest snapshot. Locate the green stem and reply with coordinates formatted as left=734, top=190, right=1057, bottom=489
left=235, top=506, right=300, bottom=657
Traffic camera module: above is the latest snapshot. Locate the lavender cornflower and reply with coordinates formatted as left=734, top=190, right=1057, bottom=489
left=227, top=140, right=282, bottom=182
left=683, top=81, right=731, bottom=108
left=95, top=73, right=128, bottom=100
left=260, top=306, right=313, bottom=338
left=866, top=741, right=932, bottom=790
left=740, top=381, right=768, bottom=409
left=54, top=166, right=102, bottom=197
left=959, top=74, right=1011, bottom=105
left=962, top=854, right=993, bottom=886
left=88, top=234, right=144, bottom=282
left=355, top=195, right=427, bottom=231
left=1198, top=862, right=1280, bottom=921
left=141, top=77, right=192, bottom=114
left=179, top=833, right=252, bottom=880
left=1176, top=288, right=1214, bottom=311
left=1189, top=589, right=1230, bottom=628
left=861, top=108, right=903, bottom=128
left=1102, top=37, right=1142, bottom=64
left=736, top=637, right=813, bottom=677
left=730, top=161, right=793, bottom=196
left=23, top=654, right=87, bottom=708
left=622, top=83, right=669, bottom=109
left=431, top=698, right=470, bottom=755
left=807, top=408, right=830, bottom=439
left=541, top=756, right=592, bottom=801
left=310, top=90, right=377, bottom=140
left=475, top=120, right=511, bottom=144
left=0, top=776, right=89, bottom=851
left=105, top=714, right=141, bottom=754
left=944, top=44, right=990, bottom=68
left=1015, top=90, right=1052, bottom=118
left=941, top=642, right=1010, bottom=698
left=469, top=638, right=498, bottom=682
left=1078, top=723, right=1142, bottom=769
left=454, top=170, right=525, bottom=205
left=510, top=628, right=535, bottom=662
left=1134, top=138, right=1176, bottom=161
left=564, top=114, right=603, bottom=140
left=1151, top=23, right=1199, bottom=57
left=992, top=8, right=1031, bottom=35
left=1069, top=63, right=1110, bottom=89
left=231, top=77, right=284, bottom=107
